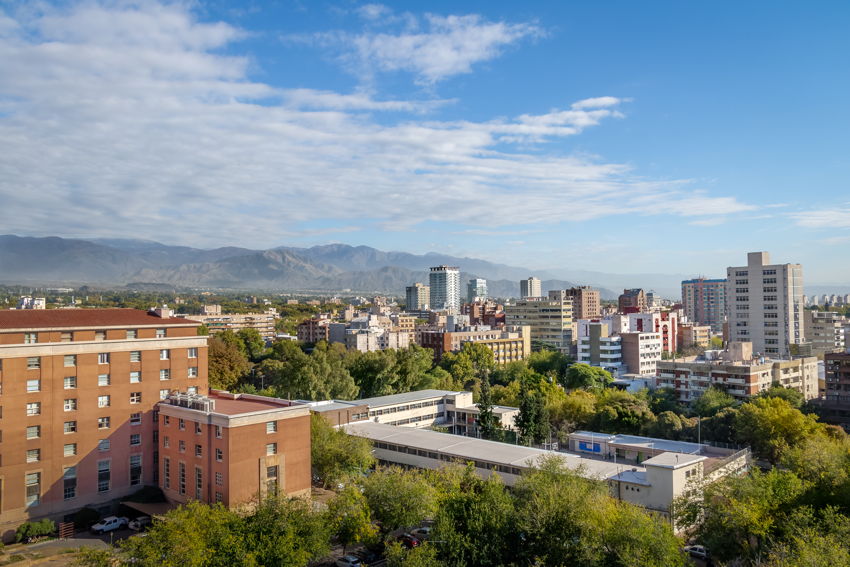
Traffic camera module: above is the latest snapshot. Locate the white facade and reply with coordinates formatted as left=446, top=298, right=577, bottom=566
left=430, top=266, right=461, bottom=312
left=520, top=277, right=542, bottom=299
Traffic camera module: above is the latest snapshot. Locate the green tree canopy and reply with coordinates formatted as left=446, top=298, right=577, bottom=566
left=311, top=413, right=375, bottom=488
left=207, top=335, right=252, bottom=390
left=564, top=363, right=613, bottom=392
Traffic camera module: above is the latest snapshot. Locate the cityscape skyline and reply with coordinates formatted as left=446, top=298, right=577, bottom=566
left=1, top=1, right=849, bottom=283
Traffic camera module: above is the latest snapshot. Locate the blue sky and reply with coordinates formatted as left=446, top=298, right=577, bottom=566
left=1, top=1, right=848, bottom=283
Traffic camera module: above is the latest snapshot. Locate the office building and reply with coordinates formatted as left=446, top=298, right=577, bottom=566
left=417, top=326, right=531, bottom=364
left=803, top=310, right=846, bottom=355
left=158, top=391, right=311, bottom=506
left=725, top=252, right=804, bottom=357
left=549, top=287, right=601, bottom=320
left=681, top=278, right=727, bottom=333
left=467, top=279, right=488, bottom=303
left=505, top=297, right=574, bottom=353
left=656, top=342, right=818, bottom=403
left=576, top=321, right=623, bottom=375
left=429, top=266, right=461, bottom=312
left=629, top=311, right=679, bottom=354
left=618, top=289, right=648, bottom=313
left=0, top=308, right=207, bottom=533
left=520, top=277, right=542, bottom=299
left=405, top=283, right=430, bottom=311
left=620, top=332, right=663, bottom=375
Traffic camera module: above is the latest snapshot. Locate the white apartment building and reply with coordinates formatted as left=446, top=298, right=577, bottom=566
left=429, top=266, right=461, bottom=312
left=726, top=252, right=805, bottom=357
left=520, top=277, right=542, bottom=299
left=620, top=332, right=663, bottom=375
left=577, top=321, right=624, bottom=375
left=467, top=278, right=488, bottom=303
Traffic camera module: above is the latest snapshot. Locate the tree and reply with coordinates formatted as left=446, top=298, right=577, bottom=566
left=755, top=383, right=805, bottom=409
left=476, top=371, right=502, bottom=441
left=327, top=486, right=378, bottom=553
left=207, top=335, right=251, bottom=390
left=526, top=349, right=571, bottom=383
left=385, top=541, right=444, bottom=567
left=311, top=413, right=375, bottom=488
left=515, top=381, right=549, bottom=445
left=692, top=387, right=737, bottom=417
left=734, top=397, right=826, bottom=463
left=647, top=387, right=681, bottom=414
left=362, top=467, right=437, bottom=533
left=237, top=328, right=267, bottom=362
left=549, top=389, right=597, bottom=436
left=564, top=363, right=613, bottom=392
left=243, top=496, right=332, bottom=566
left=440, top=342, right=495, bottom=392
left=590, top=390, right=655, bottom=435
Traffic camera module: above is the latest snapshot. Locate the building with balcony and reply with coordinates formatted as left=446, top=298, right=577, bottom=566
left=405, top=283, right=430, bottom=311
left=429, top=267, right=461, bottom=312
left=520, top=277, right=542, bottom=299
left=184, top=306, right=277, bottom=339
left=816, top=353, right=850, bottom=431
left=466, top=279, right=488, bottom=303
left=296, top=316, right=331, bottom=343
left=417, top=326, right=531, bottom=364
left=549, top=287, right=601, bottom=320
left=505, top=297, right=573, bottom=353
left=803, top=310, right=847, bottom=355
left=618, top=289, right=648, bottom=313
left=576, top=321, right=624, bottom=375
left=681, top=278, right=726, bottom=333
left=0, top=308, right=207, bottom=536
left=678, top=323, right=711, bottom=349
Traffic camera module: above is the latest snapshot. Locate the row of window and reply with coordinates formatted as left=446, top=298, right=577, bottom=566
left=25, top=388, right=199, bottom=417
left=374, top=441, right=522, bottom=475
left=161, top=416, right=277, bottom=436
left=19, top=366, right=199, bottom=393
left=27, top=454, right=144, bottom=507
left=162, top=458, right=231, bottom=501
left=23, top=329, right=170, bottom=345
left=16, top=349, right=199, bottom=371
left=368, top=399, right=443, bottom=417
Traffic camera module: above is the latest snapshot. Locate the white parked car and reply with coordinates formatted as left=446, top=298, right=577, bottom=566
left=128, top=516, right=151, bottom=531
left=684, top=545, right=710, bottom=560
left=91, top=516, right=129, bottom=534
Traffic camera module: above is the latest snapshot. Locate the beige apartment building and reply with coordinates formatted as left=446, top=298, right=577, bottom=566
left=726, top=252, right=805, bottom=357
left=803, top=310, right=846, bottom=356
left=505, top=298, right=574, bottom=353
left=549, top=287, right=601, bottom=321
left=185, top=305, right=277, bottom=339
left=0, top=308, right=208, bottom=536
left=405, top=283, right=430, bottom=311
left=418, top=326, right=531, bottom=364
left=656, top=342, right=818, bottom=403
left=678, top=323, right=711, bottom=349
left=520, top=277, right=542, bottom=299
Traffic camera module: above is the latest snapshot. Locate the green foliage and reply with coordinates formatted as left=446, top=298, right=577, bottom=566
left=647, top=386, right=682, bottom=414
left=362, top=467, right=437, bottom=532
left=327, top=486, right=378, bottom=552
left=475, top=372, right=503, bottom=441
left=243, top=497, right=332, bottom=566
left=692, top=386, right=737, bottom=417
left=347, top=346, right=436, bottom=399
left=515, top=381, right=550, bottom=445
left=207, top=335, right=251, bottom=390
left=526, top=349, right=571, bottom=384
left=15, top=518, right=55, bottom=542
left=73, top=548, right=114, bottom=567
left=385, top=541, right=444, bottom=567
left=564, top=363, right=613, bottom=392
left=755, top=383, right=805, bottom=409
left=735, top=397, right=826, bottom=463
left=311, top=413, right=375, bottom=488
left=236, top=328, right=267, bottom=362
left=590, top=389, right=655, bottom=435
left=439, top=342, right=495, bottom=392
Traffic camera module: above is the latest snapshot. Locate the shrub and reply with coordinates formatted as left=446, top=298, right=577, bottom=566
left=15, top=518, right=55, bottom=542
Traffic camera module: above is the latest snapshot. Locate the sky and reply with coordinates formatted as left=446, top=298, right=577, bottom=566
left=0, top=0, right=849, bottom=283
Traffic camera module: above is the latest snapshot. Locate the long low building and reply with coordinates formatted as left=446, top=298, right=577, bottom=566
left=343, top=421, right=750, bottom=522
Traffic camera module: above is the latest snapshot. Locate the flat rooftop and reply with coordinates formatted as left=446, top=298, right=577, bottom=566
left=345, top=421, right=636, bottom=481
left=161, top=391, right=301, bottom=417
left=642, top=452, right=707, bottom=469
left=572, top=431, right=708, bottom=455
left=0, top=308, right=199, bottom=329
left=352, top=389, right=462, bottom=408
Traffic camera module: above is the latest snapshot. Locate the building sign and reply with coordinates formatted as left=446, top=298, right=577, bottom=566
left=578, top=441, right=601, bottom=453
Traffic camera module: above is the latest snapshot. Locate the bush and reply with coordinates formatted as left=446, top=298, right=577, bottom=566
left=15, top=518, right=55, bottom=542
left=73, top=507, right=100, bottom=530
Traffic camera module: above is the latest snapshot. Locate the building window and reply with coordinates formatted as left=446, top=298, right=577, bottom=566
left=64, top=355, right=76, bottom=367
left=26, top=402, right=41, bottom=416
left=215, top=492, right=223, bottom=503
left=188, top=367, right=198, bottom=378
left=164, top=457, right=171, bottom=489
left=179, top=462, right=186, bottom=495
left=195, top=445, right=202, bottom=457
left=188, top=348, right=198, bottom=358
left=130, top=454, right=142, bottom=486
left=25, top=472, right=40, bottom=507
left=163, top=415, right=170, bottom=426
left=98, top=395, right=110, bottom=408
left=63, top=421, right=77, bottom=434
left=98, top=416, right=111, bottom=429
left=160, top=369, right=170, bottom=381
left=215, top=472, right=223, bottom=486
left=194, top=422, right=202, bottom=435
left=266, top=443, right=277, bottom=456
left=97, top=460, right=110, bottom=492
left=61, top=332, right=72, bottom=342
left=63, top=399, right=77, bottom=411
left=130, top=391, right=142, bottom=404
left=98, top=374, right=110, bottom=386
left=187, top=386, right=198, bottom=395
left=63, top=467, right=77, bottom=500
left=160, top=389, right=170, bottom=400
left=163, top=436, right=170, bottom=448
left=179, top=440, right=186, bottom=453
left=130, top=371, right=141, bottom=383
left=26, top=379, right=40, bottom=393
left=127, top=330, right=137, bottom=339
left=64, top=376, right=77, bottom=389
left=178, top=419, right=185, bottom=431
left=130, top=433, right=141, bottom=446
left=266, top=421, right=277, bottom=434
left=24, top=332, right=37, bottom=344
left=64, top=443, right=77, bottom=457
left=98, top=439, right=111, bottom=452
left=160, top=349, right=170, bottom=360
left=98, top=353, right=109, bottom=364
left=130, top=351, right=141, bottom=362
left=27, top=357, right=40, bottom=370
left=195, top=467, right=203, bottom=500
left=130, top=412, right=142, bottom=426
left=216, top=448, right=223, bottom=462
left=95, top=331, right=106, bottom=341
left=156, top=329, right=166, bottom=338
left=26, top=449, right=40, bottom=463
left=215, top=425, right=222, bottom=439
left=26, top=425, right=40, bottom=439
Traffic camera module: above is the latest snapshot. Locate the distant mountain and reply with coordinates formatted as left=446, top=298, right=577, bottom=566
left=0, top=235, right=624, bottom=297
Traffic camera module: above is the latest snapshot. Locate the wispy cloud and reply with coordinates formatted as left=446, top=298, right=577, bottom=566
left=788, top=205, right=850, bottom=229
left=0, top=1, right=756, bottom=249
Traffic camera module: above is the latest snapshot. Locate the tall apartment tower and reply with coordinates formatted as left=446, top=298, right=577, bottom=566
left=467, top=279, right=488, bottom=303
left=429, top=266, right=461, bottom=312
left=0, top=308, right=208, bottom=533
left=405, top=283, right=430, bottom=311
left=726, top=252, right=805, bottom=357
left=681, top=278, right=727, bottom=333
left=520, top=277, right=542, bottom=299
left=505, top=297, right=574, bottom=353
left=550, top=287, right=601, bottom=320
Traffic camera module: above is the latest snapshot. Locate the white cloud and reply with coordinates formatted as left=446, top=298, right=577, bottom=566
left=357, top=4, right=392, bottom=21
left=309, top=12, right=543, bottom=84
left=789, top=205, right=850, bottom=229
left=0, top=1, right=756, bottom=249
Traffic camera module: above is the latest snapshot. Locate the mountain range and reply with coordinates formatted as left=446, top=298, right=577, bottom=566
left=0, top=235, right=693, bottom=298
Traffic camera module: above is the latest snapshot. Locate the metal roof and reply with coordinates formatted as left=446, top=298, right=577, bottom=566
left=642, top=452, right=706, bottom=469
left=352, top=389, right=462, bottom=408
left=572, top=431, right=707, bottom=455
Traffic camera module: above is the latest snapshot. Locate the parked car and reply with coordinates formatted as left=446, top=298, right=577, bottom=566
left=128, top=516, right=152, bottom=531
left=356, top=549, right=381, bottom=563
left=335, top=555, right=363, bottom=567
left=684, top=545, right=710, bottom=560
left=398, top=533, right=421, bottom=549
left=410, top=526, right=432, bottom=540
left=91, top=516, right=129, bottom=534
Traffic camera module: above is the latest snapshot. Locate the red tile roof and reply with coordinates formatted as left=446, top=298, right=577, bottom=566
left=0, top=308, right=200, bottom=330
